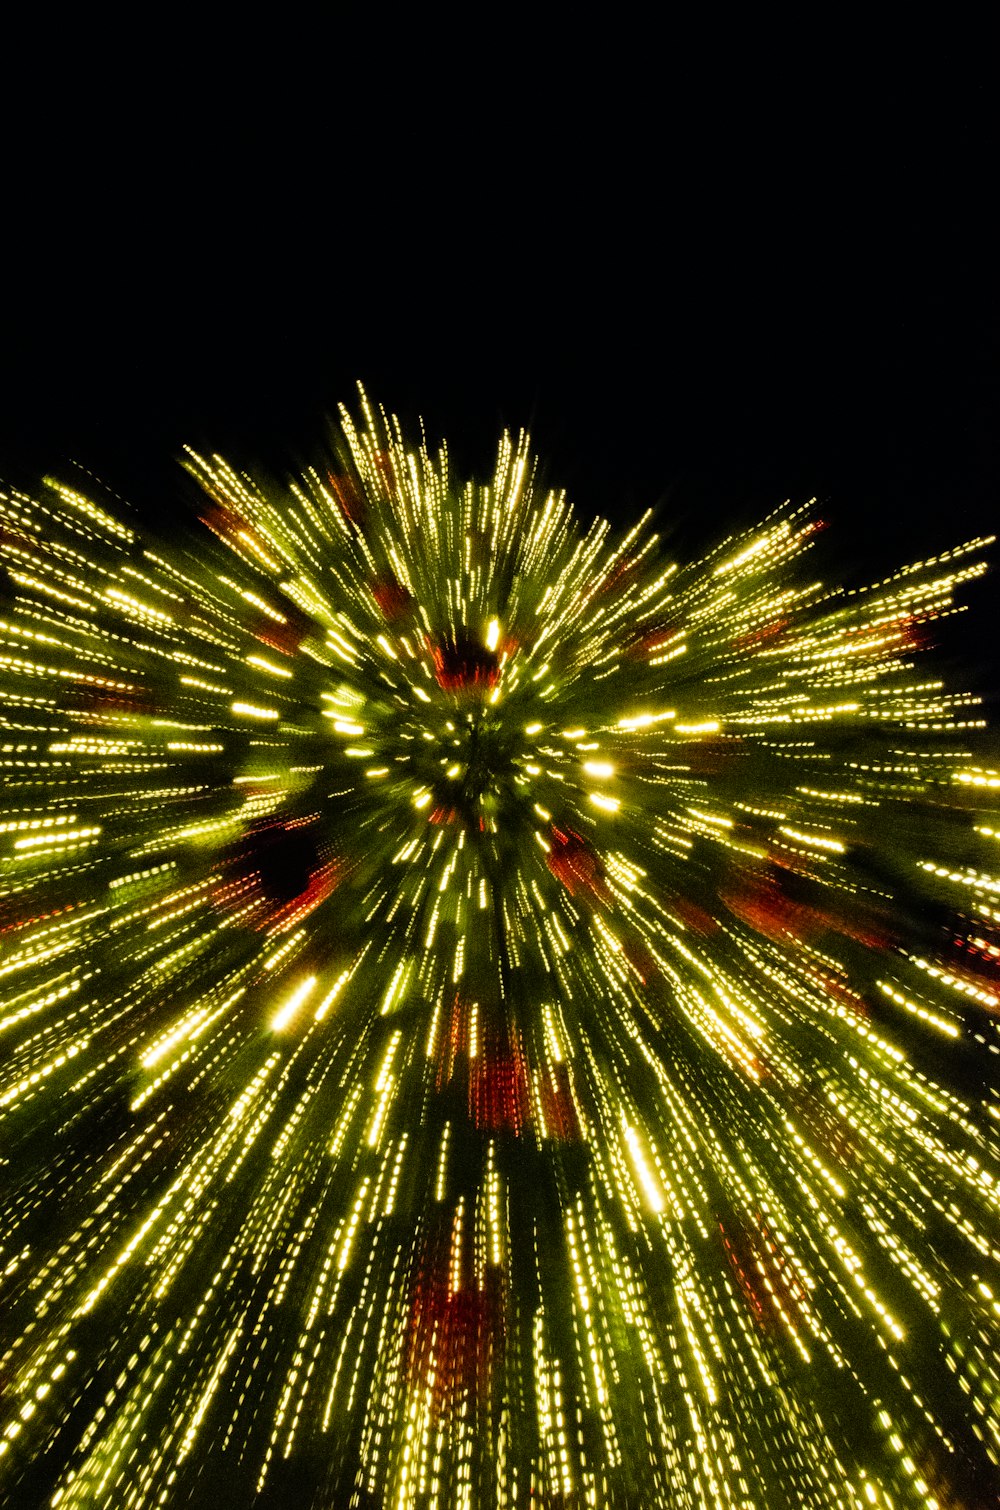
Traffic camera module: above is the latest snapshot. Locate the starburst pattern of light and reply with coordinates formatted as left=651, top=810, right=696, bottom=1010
left=1, top=391, right=999, bottom=1508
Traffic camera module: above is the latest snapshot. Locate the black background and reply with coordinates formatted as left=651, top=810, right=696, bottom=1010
left=2, top=19, right=996, bottom=682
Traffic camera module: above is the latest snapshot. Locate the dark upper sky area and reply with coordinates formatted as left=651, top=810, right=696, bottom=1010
left=1, top=22, right=995, bottom=679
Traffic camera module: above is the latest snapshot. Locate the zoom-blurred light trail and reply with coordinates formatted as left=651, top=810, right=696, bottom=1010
left=1, top=390, right=999, bottom=1507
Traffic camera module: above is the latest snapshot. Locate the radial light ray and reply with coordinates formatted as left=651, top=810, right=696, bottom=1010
left=1, top=391, right=999, bottom=1507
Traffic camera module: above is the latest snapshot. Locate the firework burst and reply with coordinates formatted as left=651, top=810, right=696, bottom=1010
left=1, top=390, right=999, bottom=1507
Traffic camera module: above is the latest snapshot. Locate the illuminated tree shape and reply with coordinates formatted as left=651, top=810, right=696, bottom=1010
left=0, top=391, right=998, bottom=1507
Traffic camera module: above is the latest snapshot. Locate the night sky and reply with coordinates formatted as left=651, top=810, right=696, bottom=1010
left=2, top=27, right=995, bottom=588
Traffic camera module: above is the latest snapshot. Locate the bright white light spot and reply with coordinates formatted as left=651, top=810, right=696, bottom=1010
left=271, top=976, right=317, bottom=1032
left=623, top=1123, right=665, bottom=1212
left=583, top=761, right=614, bottom=778
left=231, top=702, right=280, bottom=720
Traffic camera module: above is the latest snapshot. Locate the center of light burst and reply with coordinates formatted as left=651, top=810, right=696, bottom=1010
left=408, top=638, right=541, bottom=834
left=429, top=707, right=517, bottom=825
left=341, top=617, right=554, bottom=847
